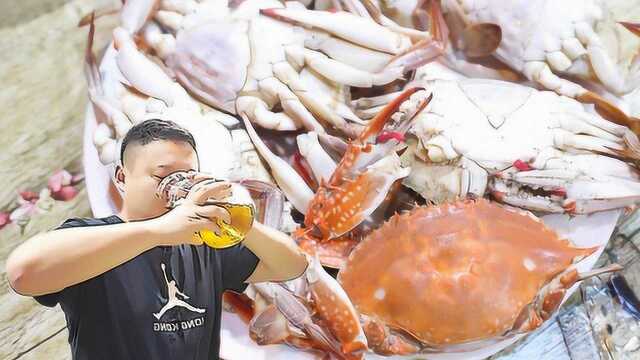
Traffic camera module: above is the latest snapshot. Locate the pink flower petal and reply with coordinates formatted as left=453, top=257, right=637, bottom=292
left=10, top=203, right=38, bottom=222
left=70, top=173, right=85, bottom=185
left=48, top=170, right=72, bottom=192
left=0, top=212, right=10, bottom=229
left=52, top=185, right=78, bottom=201
left=19, top=191, right=39, bottom=203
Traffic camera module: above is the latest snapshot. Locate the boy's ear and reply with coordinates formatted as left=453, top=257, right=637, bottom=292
left=114, top=164, right=125, bottom=192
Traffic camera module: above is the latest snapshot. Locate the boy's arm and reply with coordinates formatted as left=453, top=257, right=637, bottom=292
left=7, top=181, right=232, bottom=297
left=7, top=220, right=159, bottom=296
left=242, top=221, right=308, bottom=283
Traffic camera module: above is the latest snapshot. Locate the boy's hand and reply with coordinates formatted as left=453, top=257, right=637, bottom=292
left=152, top=179, right=233, bottom=246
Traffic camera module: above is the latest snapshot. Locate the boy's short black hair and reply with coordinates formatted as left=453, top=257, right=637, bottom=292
left=120, top=119, right=197, bottom=165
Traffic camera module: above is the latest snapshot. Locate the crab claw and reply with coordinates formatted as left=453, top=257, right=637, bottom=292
left=302, top=87, right=431, bottom=242
left=254, top=282, right=345, bottom=358
left=491, top=151, right=640, bottom=214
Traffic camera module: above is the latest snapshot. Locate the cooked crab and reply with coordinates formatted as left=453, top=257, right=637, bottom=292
left=108, top=0, right=445, bottom=137
left=223, top=254, right=368, bottom=359
left=243, top=86, right=430, bottom=263
left=338, top=198, right=622, bottom=354
left=352, top=67, right=640, bottom=214
left=228, top=84, right=622, bottom=357
left=366, top=0, right=640, bottom=131
left=233, top=89, right=623, bottom=356
left=222, top=178, right=368, bottom=359
left=83, top=15, right=243, bottom=178
left=440, top=0, right=640, bottom=129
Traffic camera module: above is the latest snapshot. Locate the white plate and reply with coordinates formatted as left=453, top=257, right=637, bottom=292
left=82, top=53, right=620, bottom=359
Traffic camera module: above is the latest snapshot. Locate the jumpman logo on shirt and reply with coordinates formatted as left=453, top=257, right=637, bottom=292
left=153, top=263, right=205, bottom=320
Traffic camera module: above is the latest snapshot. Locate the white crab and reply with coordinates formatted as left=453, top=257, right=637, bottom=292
left=440, top=0, right=640, bottom=123
left=111, top=0, right=444, bottom=138
left=351, top=63, right=640, bottom=214
left=84, top=17, right=266, bottom=184
left=369, top=0, right=640, bottom=128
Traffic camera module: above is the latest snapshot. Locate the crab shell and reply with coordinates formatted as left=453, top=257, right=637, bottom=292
left=337, top=198, right=596, bottom=350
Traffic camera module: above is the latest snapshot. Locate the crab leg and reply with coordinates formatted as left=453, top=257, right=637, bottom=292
left=356, top=0, right=431, bottom=39
left=298, top=47, right=404, bottom=87
left=263, top=1, right=445, bottom=73
left=261, top=7, right=412, bottom=54
left=249, top=304, right=292, bottom=345
left=549, top=108, right=640, bottom=160
left=351, top=89, right=431, bottom=169
left=296, top=29, right=394, bottom=73
left=258, top=77, right=326, bottom=133
left=523, top=60, right=640, bottom=137
left=306, top=256, right=368, bottom=356
left=318, top=133, right=349, bottom=157
left=292, top=68, right=363, bottom=126
left=297, top=132, right=337, bottom=184
left=498, top=171, right=640, bottom=210
left=241, top=114, right=314, bottom=214
left=577, top=21, right=640, bottom=95
left=254, top=283, right=345, bottom=357
left=383, top=0, right=448, bottom=71
left=120, top=0, right=159, bottom=34
left=236, top=97, right=301, bottom=131
left=531, top=149, right=640, bottom=180
left=245, top=285, right=311, bottom=347
left=84, top=15, right=133, bottom=165
left=360, top=315, right=422, bottom=356
left=352, top=90, right=403, bottom=110
left=272, top=62, right=364, bottom=137
left=621, top=22, right=640, bottom=37
left=112, top=28, right=180, bottom=107
left=513, top=264, right=623, bottom=333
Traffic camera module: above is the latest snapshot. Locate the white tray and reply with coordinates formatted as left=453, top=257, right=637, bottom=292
left=82, top=52, right=620, bottom=359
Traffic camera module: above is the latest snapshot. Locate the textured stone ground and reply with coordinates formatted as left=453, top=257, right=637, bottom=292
left=0, top=1, right=117, bottom=358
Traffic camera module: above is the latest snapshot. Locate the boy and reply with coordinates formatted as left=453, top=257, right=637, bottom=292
left=7, top=119, right=308, bottom=359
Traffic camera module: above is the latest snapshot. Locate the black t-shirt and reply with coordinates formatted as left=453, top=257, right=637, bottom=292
left=34, top=215, right=259, bottom=360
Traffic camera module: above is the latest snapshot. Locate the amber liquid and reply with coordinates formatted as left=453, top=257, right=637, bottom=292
left=193, top=202, right=255, bottom=248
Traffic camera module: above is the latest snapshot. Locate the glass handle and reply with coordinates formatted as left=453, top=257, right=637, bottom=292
left=239, top=179, right=284, bottom=230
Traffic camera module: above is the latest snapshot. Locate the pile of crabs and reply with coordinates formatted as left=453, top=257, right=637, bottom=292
left=83, top=0, right=640, bottom=358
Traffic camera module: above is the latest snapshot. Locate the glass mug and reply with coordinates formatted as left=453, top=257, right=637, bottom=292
left=156, top=171, right=256, bottom=249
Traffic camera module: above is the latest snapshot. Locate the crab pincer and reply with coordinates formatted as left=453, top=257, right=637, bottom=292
left=297, top=87, right=432, bottom=268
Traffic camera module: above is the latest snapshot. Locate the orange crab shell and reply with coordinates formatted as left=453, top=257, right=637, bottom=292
left=337, top=198, right=596, bottom=347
